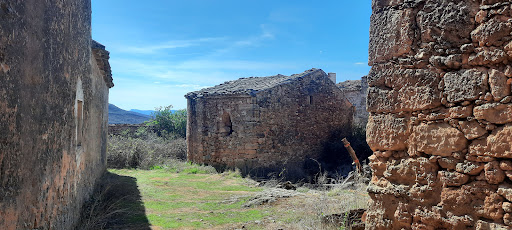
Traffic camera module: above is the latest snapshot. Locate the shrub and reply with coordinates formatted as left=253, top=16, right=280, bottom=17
left=107, top=131, right=187, bottom=169
left=145, top=105, right=187, bottom=138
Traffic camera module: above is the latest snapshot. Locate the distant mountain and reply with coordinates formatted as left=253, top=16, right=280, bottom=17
left=130, top=109, right=180, bottom=115
left=108, top=104, right=151, bottom=124
left=130, top=109, right=155, bottom=116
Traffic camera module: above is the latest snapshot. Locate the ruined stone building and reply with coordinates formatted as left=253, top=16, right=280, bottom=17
left=185, top=69, right=354, bottom=179
left=366, top=0, right=512, bottom=229
left=338, top=76, right=369, bottom=127
left=0, top=1, right=113, bottom=229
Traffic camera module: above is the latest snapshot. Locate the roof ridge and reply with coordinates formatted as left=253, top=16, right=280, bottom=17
left=185, top=68, right=324, bottom=99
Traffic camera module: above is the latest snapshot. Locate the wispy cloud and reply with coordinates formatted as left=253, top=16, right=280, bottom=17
left=114, top=37, right=226, bottom=54
left=173, top=59, right=295, bottom=71
left=354, top=62, right=366, bottom=65
left=110, top=58, right=297, bottom=85
left=171, top=84, right=210, bottom=90
left=213, top=24, right=275, bottom=55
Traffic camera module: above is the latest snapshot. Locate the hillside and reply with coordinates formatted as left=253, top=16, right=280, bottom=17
left=130, top=109, right=155, bottom=116
left=108, top=104, right=151, bottom=124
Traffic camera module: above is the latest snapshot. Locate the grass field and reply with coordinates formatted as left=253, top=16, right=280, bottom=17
left=79, top=165, right=368, bottom=230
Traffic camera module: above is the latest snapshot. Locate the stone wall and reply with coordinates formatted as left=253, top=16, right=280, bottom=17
left=366, top=0, right=512, bottom=229
left=0, top=1, right=111, bottom=229
left=187, top=69, right=354, bottom=179
left=338, top=76, right=369, bottom=127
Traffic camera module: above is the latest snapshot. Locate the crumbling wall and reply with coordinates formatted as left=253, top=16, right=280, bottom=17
left=187, top=70, right=354, bottom=179
left=338, top=76, right=369, bottom=127
left=0, top=1, right=111, bottom=229
left=366, top=0, right=512, bottom=229
left=108, top=124, right=146, bottom=136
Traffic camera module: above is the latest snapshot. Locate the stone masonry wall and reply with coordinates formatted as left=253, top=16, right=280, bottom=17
left=0, top=1, right=110, bottom=229
left=366, top=0, right=512, bottom=229
left=338, top=76, right=369, bottom=128
left=187, top=70, right=354, bottom=179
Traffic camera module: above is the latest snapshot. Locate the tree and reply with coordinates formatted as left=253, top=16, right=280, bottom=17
left=146, top=105, right=187, bottom=138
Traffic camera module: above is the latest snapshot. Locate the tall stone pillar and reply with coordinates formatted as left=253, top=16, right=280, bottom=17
left=366, top=0, right=512, bottom=229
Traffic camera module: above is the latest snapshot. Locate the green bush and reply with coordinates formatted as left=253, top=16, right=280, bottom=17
left=146, top=105, right=187, bottom=138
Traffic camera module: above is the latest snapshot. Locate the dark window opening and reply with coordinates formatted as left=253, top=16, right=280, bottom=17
left=219, top=112, right=232, bottom=136
left=308, top=96, right=313, bottom=105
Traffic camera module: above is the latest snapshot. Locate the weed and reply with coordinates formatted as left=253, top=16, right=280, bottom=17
left=107, top=132, right=186, bottom=169
left=149, top=165, right=163, bottom=170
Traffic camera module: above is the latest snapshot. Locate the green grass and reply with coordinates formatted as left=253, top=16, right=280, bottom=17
left=100, top=164, right=369, bottom=230
left=109, top=168, right=268, bottom=229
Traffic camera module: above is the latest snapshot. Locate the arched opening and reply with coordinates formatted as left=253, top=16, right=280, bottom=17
left=219, top=112, right=232, bottom=136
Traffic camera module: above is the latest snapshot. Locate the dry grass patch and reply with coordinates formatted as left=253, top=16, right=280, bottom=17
left=79, top=165, right=368, bottom=230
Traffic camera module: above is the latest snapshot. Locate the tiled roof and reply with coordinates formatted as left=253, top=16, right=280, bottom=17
left=186, top=68, right=325, bottom=98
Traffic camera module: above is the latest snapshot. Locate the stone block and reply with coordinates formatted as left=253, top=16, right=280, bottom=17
left=503, top=202, right=512, bottom=213
left=447, top=106, right=473, bottom=118
left=455, top=160, right=485, bottom=175
left=466, top=155, right=496, bottom=163
left=367, top=87, right=399, bottom=113
left=484, top=161, right=506, bottom=185
left=470, top=124, right=512, bottom=158
left=500, top=160, right=512, bottom=171
left=438, top=157, right=460, bottom=170
left=474, top=103, right=512, bottom=124
left=409, top=122, right=467, bottom=156
left=384, top=157, right=438, bottom=186
left=417, top=0, right=476, bottom=45
left=444, top=69, right=488, bottom=103
left=369, top=8, right=415, bottom=65
left=505, top=41, right=512, bottom=58
left=471, top=17, right=512, bottom=47
left=394, top=201, right=413, bottom=228
left=505, top=213, right=512, bottom=226
left=480, top=193, right=505, bottom=221
left=476, top=220, right=510, bottom=230
left=469, top=47, right=508, bottom=66
left=441, top=181, right=499, bottom=218
left=438, top=171, right=470, bottom=186
left=369, top=65, right=441, bottom=89
left=366, top=114, right=408, bottom=151
left=498, top=183, right=512, bottom=202
left=367, top=66, right=441, bottom=112
left=489, top=69, right=511, bottom=101
left=458, top=120, right=487, bottom=140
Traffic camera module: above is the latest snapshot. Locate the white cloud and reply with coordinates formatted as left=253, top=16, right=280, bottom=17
left=173, top=59, right=295, bottom=71
left=113, top=37, right=226, bottom=54
left=172, top=84, right=210, bottom=90
left=110, top=58, right=297, bottom=86
left=354, top=62, right=366, bottom=65
left=213, top=24, right=275, bottom=55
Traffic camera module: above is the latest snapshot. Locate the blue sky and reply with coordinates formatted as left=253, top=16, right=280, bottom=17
left=92, top=1, right=372, bottom=110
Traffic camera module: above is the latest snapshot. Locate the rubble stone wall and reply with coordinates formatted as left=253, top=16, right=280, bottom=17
left=366, top=0, right=512, bottom=229
left=108, top=124, right=146, bottom=136
left=338, top=76, right=369, bottom=128
left=187, top=71, right=354, bottom=179
left=0, top=1, right=111, bottom=229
